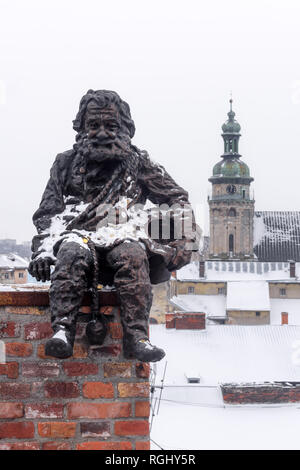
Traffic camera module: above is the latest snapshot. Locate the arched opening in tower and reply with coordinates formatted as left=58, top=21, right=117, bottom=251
left=229, top=234, right=234, bottom=253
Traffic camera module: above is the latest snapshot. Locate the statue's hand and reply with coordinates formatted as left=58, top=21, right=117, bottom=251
left=28, top=257, right=54, bottom=282
left=167, top=240, right=192, bottom=271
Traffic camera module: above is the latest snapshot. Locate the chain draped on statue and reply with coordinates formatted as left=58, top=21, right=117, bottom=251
left=67, top=133, right=143, bottom=232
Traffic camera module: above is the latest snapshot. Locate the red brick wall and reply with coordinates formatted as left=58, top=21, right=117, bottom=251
left=166, top=312, right=205, bottom=330
left=221, top=382, right=300, bottom=404
left=0, top=290, right=150, bottom=450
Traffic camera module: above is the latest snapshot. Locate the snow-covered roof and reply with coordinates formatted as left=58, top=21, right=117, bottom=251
left=150, top=324, right=300, bottom=385
left=0, top=283, right=48, bottom=291
left=150, top=394, right=300, bottom=450
left=170, top=294, right=226, bottom=317
left=254, top=211, right=300, bottom=262
left=150, top=324, right=300, bottom=450
left=226, top=281, right=270, bottom=311
left=177, top=260, right=300, bottom=282
left=0, top=253, right=28, bottom=269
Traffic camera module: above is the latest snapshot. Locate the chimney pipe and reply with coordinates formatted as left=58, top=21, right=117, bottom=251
left=199, top=261, right=205, bottom=278
left=290, top=261, right=296, bottom=278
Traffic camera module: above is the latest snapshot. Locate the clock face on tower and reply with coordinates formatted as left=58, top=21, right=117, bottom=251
left=226, top=184, right=237, bottom=194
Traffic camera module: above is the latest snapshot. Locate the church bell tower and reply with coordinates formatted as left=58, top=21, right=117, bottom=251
left=208, top=99, right=255, bottom=259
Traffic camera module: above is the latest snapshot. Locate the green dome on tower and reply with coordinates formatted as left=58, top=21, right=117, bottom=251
left=212, top=157, right=250, bottom=178
left=222, top=108, right=241, bottom=134
left=209, top=98, right=253, bottom=185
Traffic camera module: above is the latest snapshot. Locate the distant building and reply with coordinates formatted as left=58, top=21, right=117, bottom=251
left=0, top=239, right=31, bottom=259
left=207, top=100, right=300, bottom=262
left=170, top=260, right=300, bottom=325
left=0, top=254, right=28, bottom=284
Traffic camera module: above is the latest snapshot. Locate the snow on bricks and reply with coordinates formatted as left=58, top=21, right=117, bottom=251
left=221, top=382, right=300, bottom=404
left=166, top=312, right=206, bottom=330
left=0, top=321, right=20, bottom=338
left=0, top=290, right=150, bottom=450
left=24, top=322, right=53, bottom=341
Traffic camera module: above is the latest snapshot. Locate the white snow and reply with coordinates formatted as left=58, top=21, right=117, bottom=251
left=177, top=260, right=299, bottom=282
left=35, top=196, right=155, bottom=262
left=150, top=399, right=300, bottom=450
left=0, top=254, right=28, bottom=269
left=150, top=324, right=300, bottom=385
left=170, top=294, right=226, bottom=318
left=0, top=283, right=49, bottom=292
left=149, top=324, right=300, bottom=449
left=270, top=299, right=300, bottom=325
left=226, top=281, right=270, bottom=311
left=253, top=213, right=267, bottom=246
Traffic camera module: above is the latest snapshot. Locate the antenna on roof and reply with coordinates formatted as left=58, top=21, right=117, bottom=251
left=149, top=361, right=168, bottom=432
left=157, top=361, right=167, bottom=415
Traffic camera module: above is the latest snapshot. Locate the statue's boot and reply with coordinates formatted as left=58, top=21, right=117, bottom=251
left=124, top=338, right=165, bottom=363
left=45, top=322, right=75, bottom=359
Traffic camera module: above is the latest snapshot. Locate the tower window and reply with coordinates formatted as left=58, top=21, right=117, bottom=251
left=242, top=189, right=246, bottom=199
left=229, top=234, right=234, bottom=252
left=228, top=208, right=236, bottom=217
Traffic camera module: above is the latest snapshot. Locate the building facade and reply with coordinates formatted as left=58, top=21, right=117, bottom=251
left=0, top=254, right=28, bottom=284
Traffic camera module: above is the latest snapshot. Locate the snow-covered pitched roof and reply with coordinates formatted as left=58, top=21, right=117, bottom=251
left=176, top=261, right=200, bottom=280
left=170, top=294, right=226, bottom=317
left=254, top=211, right=300, bottom=262
left=150, top=324, right=300, bottom=450
left=150, top=324, right=300, bottom=385
left=226, top=281, right=270, bottom=311
left=0, top=253, right=28, bottom=269
left=177, top=260, right=300, bottom=281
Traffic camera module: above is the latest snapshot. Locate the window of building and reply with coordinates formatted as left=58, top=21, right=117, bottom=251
left=280, top=288, right=287, bottom=297
left=242, top=189, right=246, bottom=199
left=256, top=312, right=261, bottom=317
left=228, top=208, right=236, bottom=217
left=229, top=234, right=234, bottom=252
left=18, top=272, right=24, bottom=278
left=188, top=286, right=195, bottom=294
left=218, top=287, right=225, bottom=295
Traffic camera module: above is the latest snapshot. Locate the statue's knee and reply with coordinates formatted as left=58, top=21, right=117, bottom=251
left=56, top=241, right=91, bottom=264
left=108, top=242, right=147, bottom=268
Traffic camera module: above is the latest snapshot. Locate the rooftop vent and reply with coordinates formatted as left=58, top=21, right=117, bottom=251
left=185, top=371, right=200, bottom=384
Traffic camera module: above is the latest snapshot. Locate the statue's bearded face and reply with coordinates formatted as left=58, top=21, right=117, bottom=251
left=84, top=102, right=124, bottom=151
left=81, top=101, right=131, bottom=163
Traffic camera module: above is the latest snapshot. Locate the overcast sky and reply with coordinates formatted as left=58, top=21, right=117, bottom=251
left=1, top=0, right=300, bottom=242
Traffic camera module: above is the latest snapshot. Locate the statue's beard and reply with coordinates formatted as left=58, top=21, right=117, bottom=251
left=77, top=133, right=132, bottom=164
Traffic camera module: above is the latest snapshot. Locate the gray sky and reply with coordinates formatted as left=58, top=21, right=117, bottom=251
left=1, top=0, right=300, bottom=241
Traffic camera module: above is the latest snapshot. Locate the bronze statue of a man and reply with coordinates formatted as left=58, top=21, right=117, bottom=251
left=29, top=90, right=197, bottom=362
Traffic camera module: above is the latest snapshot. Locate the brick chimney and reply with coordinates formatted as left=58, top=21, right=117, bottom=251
left=290, top=261, right=296, bottom=278
left=166, top=312, right=205, bottom=330
left=0, top=289, right=150, bottom=450
left=199, top=261, right=205, bottom=279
